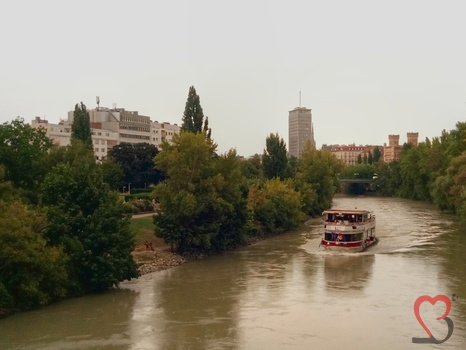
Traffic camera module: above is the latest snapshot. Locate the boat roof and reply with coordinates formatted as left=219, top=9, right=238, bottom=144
left=322, top=209, right=372, bottom=215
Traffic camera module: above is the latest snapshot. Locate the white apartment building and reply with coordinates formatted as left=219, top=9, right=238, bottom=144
left=32, top=106, right=180, bottom=161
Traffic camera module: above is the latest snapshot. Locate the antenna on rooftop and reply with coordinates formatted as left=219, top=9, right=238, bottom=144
left=299, top=91, right=301, bottom=107
left=96, top=96, right=100, bottom=111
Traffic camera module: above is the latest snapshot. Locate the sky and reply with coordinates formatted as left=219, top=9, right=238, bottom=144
left=1, top=0, right=466, bottom=157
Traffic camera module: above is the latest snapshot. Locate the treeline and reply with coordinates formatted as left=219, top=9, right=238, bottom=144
left=341, top=122, right=466, bottom=221
left=0, top=89, right=343, bottom=316
left=0, top=112, right=139, bottom=317
left=152, top=86, right=342, bottom=253
left=151, top=132, right=342, bottom=253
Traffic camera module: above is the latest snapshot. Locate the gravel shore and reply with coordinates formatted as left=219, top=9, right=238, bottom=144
left=132, top=243, right=189, bottom=275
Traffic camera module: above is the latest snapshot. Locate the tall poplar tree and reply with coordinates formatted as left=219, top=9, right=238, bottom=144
left=262, top=133, right=288, bottom=180
left=181, top=86, right=211, bottom=138
left=71, top=102, right=93, bottom=149
left=373, top=147, right=381, bottom=162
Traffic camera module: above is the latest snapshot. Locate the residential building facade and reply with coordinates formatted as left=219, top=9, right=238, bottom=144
left=32, top=106, right=180, bottom=161
left=329, top=144, right=383, bottom=166
left=383, top=132, right=418, bottom=162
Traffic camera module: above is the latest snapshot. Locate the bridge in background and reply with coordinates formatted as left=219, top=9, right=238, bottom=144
left=339, top=178, right=374, bottom=184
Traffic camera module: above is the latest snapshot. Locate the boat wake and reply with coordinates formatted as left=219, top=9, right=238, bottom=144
left=300, top=196, right=455, bottom=256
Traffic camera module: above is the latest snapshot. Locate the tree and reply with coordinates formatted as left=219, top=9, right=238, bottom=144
left=99, top=158, right=124, bottom=191
left=71, top=102, right=92, bottom=148
left=398, top=143, right=431, bottom=201
left=203, top=116, right=212, bottom=140
left=153, top=132, right=248, bottom=253
left=0, top=201, right=68, bottom=311
left=40, top=142, right=138, bottom=294
left=262, top=133, right=288, bottom=180
left=373, top=161, right=402, bottom=196
left=431, top=150, right=466, bottom=215
left=373, top=147, right=381, bottom=162
left=247, top=179, right=303, bottom=235
left=108, top=142, right=163, bottom=188
left=298, top=145, right=343, bottom=215
left=341, top=164, right=375, bottom=179
left=368, top=151, right=373, bottom=164
left=0, top=118, right=52, bottom=191
left=181, top=86, right=211, bottom=137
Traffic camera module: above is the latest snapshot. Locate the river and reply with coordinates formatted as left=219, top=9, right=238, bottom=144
left=1, top=196, right=465, bottom=349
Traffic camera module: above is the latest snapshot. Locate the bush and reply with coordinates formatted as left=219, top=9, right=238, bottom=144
left=122, top=199, right=155, bottom=214
left=248, top=179, right=304, bottom=236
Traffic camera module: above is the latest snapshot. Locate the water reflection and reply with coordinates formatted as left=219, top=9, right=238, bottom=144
left=153, top=255, right=246, bottom=350
left=324, top=254, right=374, bottom=292
left=0, top=288, right=138, bottom=350
left=433, top=223, right=466, bottom=344
left=2, top=196, right=466, bottom=349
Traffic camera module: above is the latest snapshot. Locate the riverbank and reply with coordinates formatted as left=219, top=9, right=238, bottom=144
left=131, top=237, right=189, bottom=275
left=131, top=219, right=314, bottom=276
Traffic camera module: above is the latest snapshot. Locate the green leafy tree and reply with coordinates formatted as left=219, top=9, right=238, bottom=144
left=341, top=164, right=375, bottom=179
left=71, top=102, right=93, bottom=148
left=431, top=151, right=466, bottom=215
left=210, top=150, right=250, bottom=250
left=247, top=179, right=303, bottom=235
left=108, top=142, right=163, bottom=188
left=398, top=143, right=431, bottom=201
left=0, top=201, right=68, bottom=311
left=240, top=154, right=263, bottom=181
left=203, top=116, right=212, bottom=140
left=373, top=161, right=402, bottom=196
left=298, top=145, right=343, bottom=215
left=40, top=141, right=138, bottom=294
left=262, top=133, right=288, bottom=180
left=357, top=154, right=362, bottom=164
left=290, top=175, right=318, bottom=216
left=368, top=151, right=373, bottom=164
left=0, top=118, right=52, bottom=190
left=181, top=86, right=211, bottom=137
left=240, top=160, right=260, bottom=180
left=99, top=158, right=124, bottom=191
left=153, top=132, right=248, bottom=253
left=373, top=147, right=381, bottom=162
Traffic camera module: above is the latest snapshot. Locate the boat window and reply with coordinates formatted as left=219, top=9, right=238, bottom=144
left=351, top=233, right=363, bottom=241
left=324, top=233, right=334, bottom=240
left=324, top=233, right=362, bottom=242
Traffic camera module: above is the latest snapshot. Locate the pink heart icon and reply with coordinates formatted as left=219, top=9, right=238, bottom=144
left=414, top=295, right=451, bottom=337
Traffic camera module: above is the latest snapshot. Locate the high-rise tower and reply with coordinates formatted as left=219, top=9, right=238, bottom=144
left=288, top=107, right=315, bottom=158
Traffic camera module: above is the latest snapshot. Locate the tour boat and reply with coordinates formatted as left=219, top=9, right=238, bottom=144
left=319, top=209, right=377, bottom=252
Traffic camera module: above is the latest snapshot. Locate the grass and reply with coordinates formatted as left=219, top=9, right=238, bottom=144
left=129, top=216, right=156, bottom=246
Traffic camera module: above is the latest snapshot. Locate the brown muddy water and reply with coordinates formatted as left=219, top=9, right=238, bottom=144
left=1, top=196, right=465, bottom=349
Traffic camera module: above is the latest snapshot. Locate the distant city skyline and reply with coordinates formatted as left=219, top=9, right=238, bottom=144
left=1, top=0, right=465, bottom=157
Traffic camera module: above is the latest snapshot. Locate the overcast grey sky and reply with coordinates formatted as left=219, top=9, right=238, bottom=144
left=1, top=0, right=465, bottom=157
